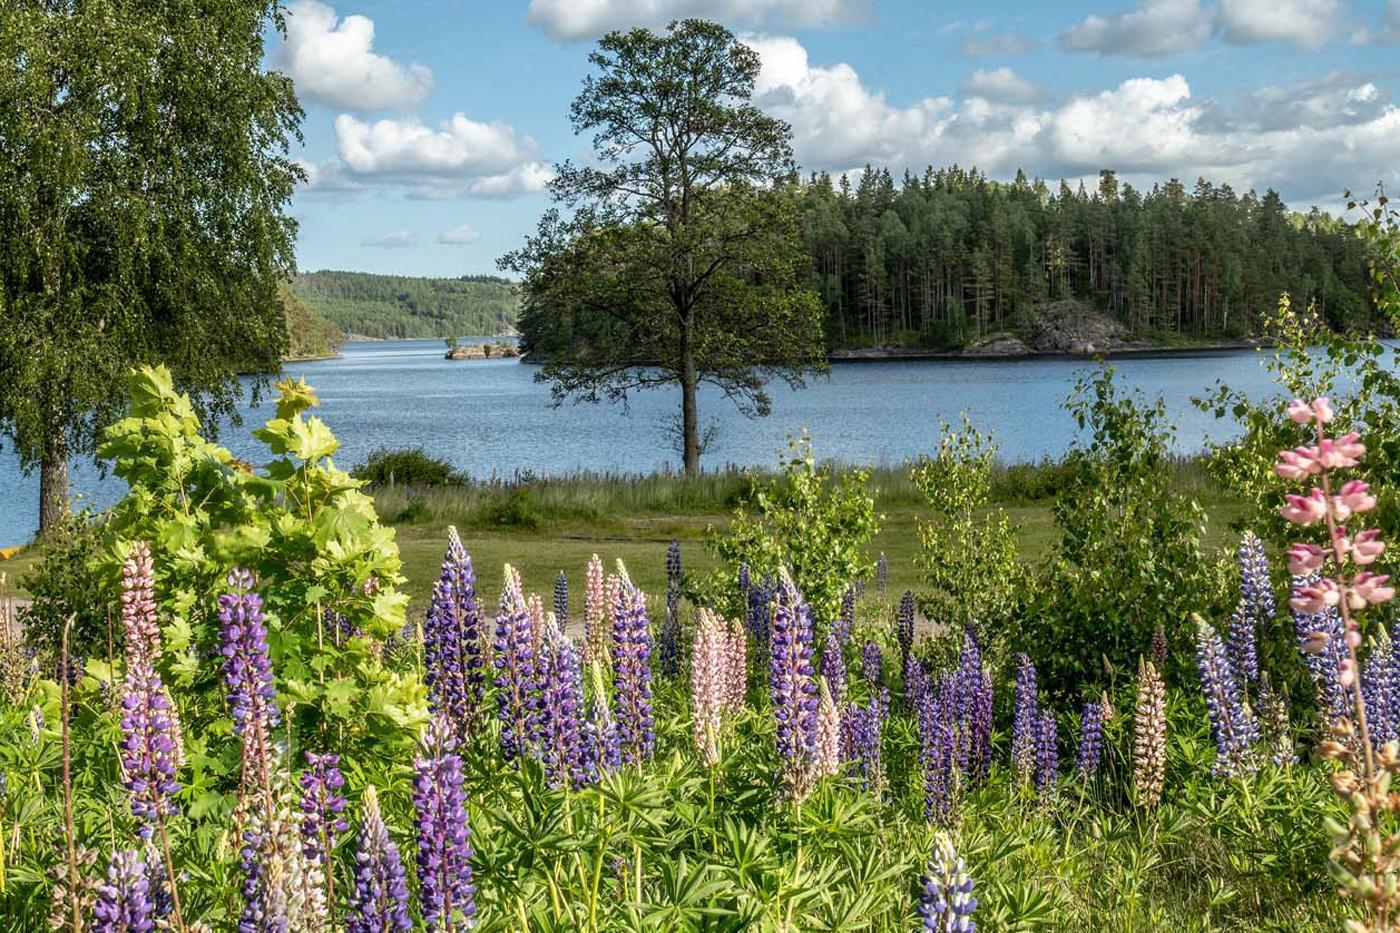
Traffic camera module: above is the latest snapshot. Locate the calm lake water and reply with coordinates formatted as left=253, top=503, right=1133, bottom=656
left=0, top=338, right=1313, bottom=544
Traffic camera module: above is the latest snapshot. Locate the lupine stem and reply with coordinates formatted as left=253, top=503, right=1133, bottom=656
left=157, top=814, right=187, bottom=933
left=60, top=618, right=81, bottom=933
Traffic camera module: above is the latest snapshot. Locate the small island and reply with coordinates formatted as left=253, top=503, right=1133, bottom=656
left=444, top=338, right=521, bottom=360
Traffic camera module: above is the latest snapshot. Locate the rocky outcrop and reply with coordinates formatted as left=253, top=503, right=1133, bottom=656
left=1021, top=300, right=1154, bottom=355
left=961, top=333, right=1031, bottom=358
left=445, top=341, right=521, bottom=361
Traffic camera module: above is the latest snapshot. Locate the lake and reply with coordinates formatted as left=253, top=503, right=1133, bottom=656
left=0, top=338, right=1300, bottom=545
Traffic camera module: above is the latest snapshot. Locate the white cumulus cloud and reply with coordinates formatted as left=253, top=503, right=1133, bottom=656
left=362, top=231, right=419, bottom=248
left=748, top=35, right=1400, bottom=207
left=961, top=67, right=1042, bottom=104
left=1060, top=0, right=1217, bottom=57
left=1219, top=0, right=1344, bottom=49
left=526, top=0, right=866, bottom=41
left=438, top=224, right=482, bottom=245
left=277, top=0, right=433, bottom=111
left=334, top=113, right=540, bottom=178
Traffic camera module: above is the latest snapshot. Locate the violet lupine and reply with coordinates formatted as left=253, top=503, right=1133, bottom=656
left=834, top=586, right=855, bottom=646
left=659, top=541, right=683, bottom=679
left=1194, top=616, right=1260, bottom=777
left=746, top=577, right=773, bottom=653
left=897, top=590, right=916, bottom=668
left=844, top=688, right=889, bottom=796
left=770, top=572, right=819, bottom=798
left=952, top=628, right=982, bottom=778
left=118, top=660, right=180, bottom=835
left=821, top=631, right=847, bottom=706
left=220, top=569, right=280, bottom=796
left=1232, top=530, right=1275, bottom=682
left=554, top=571, right=570, bottom=630
left=691, top=608, right=730, bottom=767
left=1363, top=645, right=1396, bottom=748
left=611, top=566, right=656, bottom=765
left=875, top=553, right=888, bottom=594
left=918, top=833, right=977, bottom=933
left=348, top=786, right=412, bottom=933
left=1035, top=709, right=1058, bottom=800
left=905, top=651, right=928, bottom=714
left=582, top=659, right=622, bottom=782
left=92, top=850, right=153, bottom=933
left=920, top=678, right=958, bottom=825
left=299, top=752, right=349, bottom=874
left=968, top=669, right=994, bottom=785
left=737, top=563, right=751, bottom=604
left=412, top=716, right=475, bottom=932
left=1075, top=699, right=1105, bottom=777
left=1010, top=654, right=1039, bottom=783
left=423, top=528, right=485, bottom=733
left=235, top=805, right=290, bottom=933
left=584, top=554, right=607, bottom=665
left=861, top=641, right=883, bottom=686
left=537, top=621, right=588, bottom=788
left=493, top=565, right=538, bottom=763
left=1151, top=621, right=1169, bottom=667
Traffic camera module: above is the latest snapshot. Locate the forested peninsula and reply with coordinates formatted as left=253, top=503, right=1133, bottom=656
left=290, top=270, right=519, bottom=340
left=521, top=166, right=1381, bottom=360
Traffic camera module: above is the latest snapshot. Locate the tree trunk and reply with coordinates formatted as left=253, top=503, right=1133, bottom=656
left=679, top=318, right=700, bottom=475
left=39, top=408, right=70, bottom=536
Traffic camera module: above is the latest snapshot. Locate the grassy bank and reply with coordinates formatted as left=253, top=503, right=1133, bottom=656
left=372, top=458, right=1247, bottom=613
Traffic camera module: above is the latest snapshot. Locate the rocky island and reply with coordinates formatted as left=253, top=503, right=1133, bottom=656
left=444, top=339, right=521, bottom=360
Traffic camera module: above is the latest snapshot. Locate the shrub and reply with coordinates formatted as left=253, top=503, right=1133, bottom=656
left=17, top=511, right=107, bottom=664
left=351, top=446, right=464, bottom=487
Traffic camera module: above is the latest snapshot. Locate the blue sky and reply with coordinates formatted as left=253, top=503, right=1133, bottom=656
left=281, top=0, right=1400, bottom=277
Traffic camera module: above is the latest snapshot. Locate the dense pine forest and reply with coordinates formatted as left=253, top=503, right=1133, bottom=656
left=290, top=270, right=520, bottom=339
left=800, top=166, right=1376, bottom=349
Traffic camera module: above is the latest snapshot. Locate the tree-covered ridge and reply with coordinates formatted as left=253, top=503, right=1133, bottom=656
left=279, top=285, right=344, bottom=360
left=290, top=270, right=520, bottom=339
left=800, top=166, right=1376, bottom=349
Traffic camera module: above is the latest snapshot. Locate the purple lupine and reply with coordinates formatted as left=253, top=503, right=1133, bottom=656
left=348, top=786, right=412, bottom=933
left=969, top=669, right=994, bottom=785
left=236, top=810, right=287, bottom=933
left=897, top=590, right=916, bottom=667
left=834, top=586, right=855, bottom=646
left=1151, top=622, right=1168, bottom=667
left=844, top=688, right=889, bottom=796
left=537, top=622, right=588, bottom=788
left=875, top=553, right=888, bottom=594
left=821, top=631, right=847, bottom=706
left=920, top=678, right=958, bottom=825
left=1035, top=709, right=1058, bottom=800
left=424, top=528, right=485, bottom=733
left=770, top=573, right=819, bottom=797
left=1363, top=647, right=1395, bottom=747
left=300, top=752, right=349, bottom=870
left=1235, top=532, right=1275, bottom=683
left=1010, top=654, right=1039, bottom=783
left=92, top=850, right=154, bottom=933
left=219, top=570, right=280, bottom=801
left=1195, top=617, right=1260, bottom=777
left=119, top=660, right=180, bottom=835
left=746, top=577, right=772, bottom=653
left=325, top=609, right=361, bottom=650
left=659, top=541, right=683, bottom=679
left=1292, top=573, right=1348, bottom=726
left=861, top=641, right=883, bottom=685
left=554, top=571, right=570, bottom=630
left=952, top=628, right=983, bottom=777
left=737, top=563, right=751, bottom=607
left=905, top=651, right=928, bottom=714
left=918, top=834, right=977, bottom=932
left=612, top=575, right=656, bottom=765
left=412, top=716, right=476, bottom=931
left=494, top=566, right=538, bottom=762
left=1074, top=699, right=1105, bottom=777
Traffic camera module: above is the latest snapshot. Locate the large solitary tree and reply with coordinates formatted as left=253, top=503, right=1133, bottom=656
left=502, top=19, right=827, bottom=473
left=0, top=0, right=303, bottom=535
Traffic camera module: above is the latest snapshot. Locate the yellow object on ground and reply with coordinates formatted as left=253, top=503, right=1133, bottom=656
left=0, top=546, right=23, bottom=560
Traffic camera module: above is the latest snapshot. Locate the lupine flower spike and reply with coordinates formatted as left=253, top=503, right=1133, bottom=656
left=770, top=571, right=819, bottom=800
left=918, top=833, right=977, bottom=932
left=691, top=608, right=729, bottom=767
left=537, top=620, right=588, bottom=788
left=1193, top=614, right=1259, bottom=777
left=493, top=565, right=538, bottom=763
left=1132, top=658, right=1166, bottom=808
left=92, top=850, right=153, bottom=933
left=584, top=554, right=607, bottom=666
left=348, top=786, right=412, bottom=933
left=1010, top=654, right=1038, bottom=784
left=1075, top=698, right=1104, bottom=778
left=412, top=716, right=476, bottom=932
left=423, top=527, right=485, bottom=734
left=611, top=562, right=656, bottom=765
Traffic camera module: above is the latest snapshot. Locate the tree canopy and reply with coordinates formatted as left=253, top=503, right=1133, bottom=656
left=0, top=0, right=303, bottom=534
left=503, top=19, right=827, bottom=473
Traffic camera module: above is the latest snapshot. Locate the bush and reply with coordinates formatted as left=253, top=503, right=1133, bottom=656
left=351, top=446, right=464, bottom=487
left=17, top=511, right=107, bottom=664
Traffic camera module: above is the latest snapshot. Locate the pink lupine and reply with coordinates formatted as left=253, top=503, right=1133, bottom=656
left=584, top=554, right=607, bottom=664
left=691, top=609, right=728, bottom=767
left=526, top=593, right=546, bottom=657
left=1291, top=578, right=1342, bottom=614
left=119, top=543, right=161, bottom=661
left=1316, top=438, right=1361, bottom=470
left=1352, top=529, right=1386, bottom=565
left=1276, top=448, right=1320, bottom=480
left=1281, top=489, right=1328, bottom=525
left=1288, top=543, right=1327, bottom=575
left=812, top=678, right=841, bottom=780
left=725, top=619, right=747, bottom=712
left=1351, top=574, right=1395, bottom=608
left=1287, top=399, right=1314, bottom=424
left=1335, top=481, right=1377, bottom=517
left=1335, top=432, right=1366, bottom=460
left=1312, top=397, right=1335, bottom=423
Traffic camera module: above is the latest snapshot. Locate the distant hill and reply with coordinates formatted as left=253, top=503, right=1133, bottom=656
left=290, top=270, right=520, bottom=339
left=280, top=285, right=344, bottom=360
